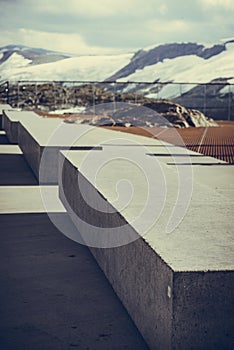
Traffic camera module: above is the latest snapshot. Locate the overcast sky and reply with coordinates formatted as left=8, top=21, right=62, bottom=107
left=0, top=0, right=233, bottom=55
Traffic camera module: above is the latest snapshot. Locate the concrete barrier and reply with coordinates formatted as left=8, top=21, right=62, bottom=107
left=59, top=141, right=234, bottom=350
left=7, top=109, right=213, bottom=185
left=18, top=117, right=193, bottom=183
left=17, top=119, right=108, bottom=183
left=0, top=104, right=11, bottom=129
left=2, top=110, right=40, bottom=143
left=2, top=108, right=232, bottom=347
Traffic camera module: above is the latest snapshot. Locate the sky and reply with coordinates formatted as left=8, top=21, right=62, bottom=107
left=0, top=0, right=234, bottom=55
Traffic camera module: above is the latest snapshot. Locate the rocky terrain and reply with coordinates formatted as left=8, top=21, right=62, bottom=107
left=31, top=85, right=217, bottom=127
left=73, top=102, right=217, bottom=128
left=0, top=82, right=218, bottom=128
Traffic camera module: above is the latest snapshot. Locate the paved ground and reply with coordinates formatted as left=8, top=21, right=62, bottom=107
left=0, top=130, right=149, bottom=350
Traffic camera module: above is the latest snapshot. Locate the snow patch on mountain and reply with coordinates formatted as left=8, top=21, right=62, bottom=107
left=220, top=78, right=234, bottom=94
left=119, top=44, right=234, bottom=84
left=116, top=42, right=234, bottom=99
left=1, top=52, right=32, bottom=69
left=0, top=53, right=133, bottom=81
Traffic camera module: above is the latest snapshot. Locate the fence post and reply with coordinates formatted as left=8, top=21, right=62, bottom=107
left=35, top=83, right=37, bottom=109
left=113, top=82, right=116, bottom=112
left=92, top=84, right=96, bottom=114
left=228, top=85, right=231, bottom=121
left=17, top=82, right=19, bottom=109
left=203, top=84, right=207, bottom=115
left=6, top=81, right=10, bottom=105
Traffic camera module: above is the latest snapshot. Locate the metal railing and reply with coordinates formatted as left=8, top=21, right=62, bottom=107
left=0, top=80, right=233, bottom=120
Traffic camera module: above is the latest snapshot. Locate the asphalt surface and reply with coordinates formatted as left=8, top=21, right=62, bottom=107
left=0, top=129, right=149, bottom=350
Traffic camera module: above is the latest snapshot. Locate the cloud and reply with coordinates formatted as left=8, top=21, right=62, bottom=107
left=25, top=0, right=157, bottom=18
left=0, top=0, right=233, bottom=53
left=148, top=19, right=189, bottom=34
left=199, top=0, right=234, bottom=9
left=144, top=19, right=194, bottom=44
left=0, top=28, right=128, bottom=54
left=158, top=4, right=168, bottom=15
left=198, top=0, right=234, bottom=30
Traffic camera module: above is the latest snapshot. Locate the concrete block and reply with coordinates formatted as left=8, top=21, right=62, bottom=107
left=58, top=144, right=234, bottom=350
left=19, top=118, right=192, bottom=184
left=18, top=119, right=107, bottom=183
left=0, top=104, right=11, bottom=129
left=2, top=110, right=39, bottom=143
left=15, top=112, right=215, bottom=184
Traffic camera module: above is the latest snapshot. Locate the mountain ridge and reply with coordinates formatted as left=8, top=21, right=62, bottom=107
left=0, top=44, right=70, bottom=66
left=0, top=40, right=233, bottom=83
left=106, top=42, right=227, bottom=81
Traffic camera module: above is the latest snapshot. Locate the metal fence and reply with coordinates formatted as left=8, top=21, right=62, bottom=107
left=0, top=80, right=233, bottom=120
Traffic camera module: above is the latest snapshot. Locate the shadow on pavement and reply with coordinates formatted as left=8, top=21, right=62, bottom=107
left=0, top=154, right=38, bottom=185
left=0, top=213, right=149, bottom=350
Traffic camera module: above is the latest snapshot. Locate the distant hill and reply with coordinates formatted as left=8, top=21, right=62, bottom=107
left=106, top=42, right=227, bottom=81
left=1, top=40, right=233, bottom=84
left=0, top=45, right=70, bottom=66
left=0, top=44, right=132, bottom=82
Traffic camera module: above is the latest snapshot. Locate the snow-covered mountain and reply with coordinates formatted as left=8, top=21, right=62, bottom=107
left=0, top=45, right=69, bottom=67
left=113, top=41, right=234, bottom=100
left=1, top=40, right=233, bottom=85
left=0, top=41, right=233, bottom=119
left=108, top=42, right=228, bottom=81
left=0, top=45, right=133, bottom=81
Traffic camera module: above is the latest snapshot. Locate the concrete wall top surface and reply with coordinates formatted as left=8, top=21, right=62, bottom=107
left=60, top=143, right=234, bottom=272
left=6, top=111, right=225, bottom=158
left=16, top=116, right=169, bottom=147
left=3, top=110, right=40, bottom=122
left=3, top=109, right=226, bottom=161
left=0, top=104, right=11, bottom=112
